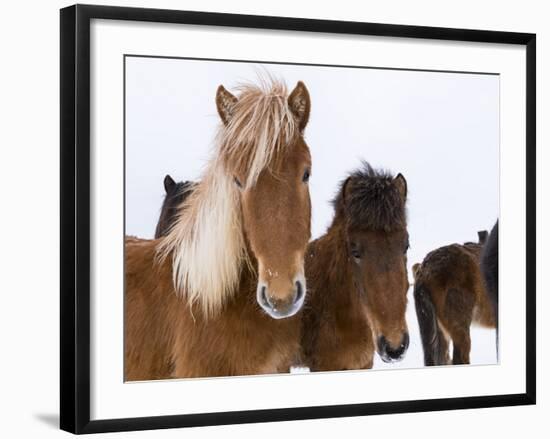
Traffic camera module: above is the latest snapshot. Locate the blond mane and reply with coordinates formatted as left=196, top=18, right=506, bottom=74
left=219, top=79, right=298, bottom=188
left=157, top=79, right=298, bottom=317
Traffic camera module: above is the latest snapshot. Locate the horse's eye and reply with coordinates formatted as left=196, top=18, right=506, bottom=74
left=404, top=240, right=410, bottom=254
left=302, top=168, right=311, bottom=183
left=234, top=177, right=242, bottom=188
left=350, top=243, right=362, bottom=260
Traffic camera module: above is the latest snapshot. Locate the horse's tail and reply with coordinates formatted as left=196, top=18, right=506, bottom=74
left=414, top=282, right=446, bottom=366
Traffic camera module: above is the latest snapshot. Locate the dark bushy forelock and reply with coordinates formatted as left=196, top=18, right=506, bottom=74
left=333, top=161, right=407, bottom=231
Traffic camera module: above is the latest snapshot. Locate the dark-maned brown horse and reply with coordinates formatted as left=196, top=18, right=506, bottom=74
left=154, top=175, right=195, bottom=238
left=301, top=163, right=410, bottom=371
left=413, top=231, right=496, bottom=366
left=125, top=79, right=313, bottom=380
left=481, top=221, right=498, bottom=331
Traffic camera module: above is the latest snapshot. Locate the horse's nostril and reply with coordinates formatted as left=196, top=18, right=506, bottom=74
left=389, top=334, right=409, bottom=358
left=260, top=286, right=269, bottom=305
left=402, top=332, right=410, bottom=350
left=377, top=336, right=388, bottom=354
left=295, top=281, right=304, bottom=303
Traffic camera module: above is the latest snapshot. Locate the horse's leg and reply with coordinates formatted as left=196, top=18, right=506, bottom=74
left=451, top=327, right=471, bottom=365
left=444, top=287, right=474, bottom=365
left=435, top=323, right=451, bottom=365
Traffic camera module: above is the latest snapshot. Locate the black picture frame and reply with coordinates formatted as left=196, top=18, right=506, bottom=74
left=60, top=4, right=536, bottom=434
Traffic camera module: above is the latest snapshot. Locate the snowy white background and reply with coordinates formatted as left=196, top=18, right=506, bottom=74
left=125, top=56, right=499, bottom=370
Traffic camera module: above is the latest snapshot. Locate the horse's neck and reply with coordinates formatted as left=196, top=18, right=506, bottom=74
left=159, top=162, right=248, bottom=318
left=302, top=217, right=361, bottom=365
left=309, top=218, right=355, bottom=303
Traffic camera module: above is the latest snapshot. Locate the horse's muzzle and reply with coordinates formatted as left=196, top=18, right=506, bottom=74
left=377, top=332, right=409, bottom=363
left=257, top=279, right=306, bottom=319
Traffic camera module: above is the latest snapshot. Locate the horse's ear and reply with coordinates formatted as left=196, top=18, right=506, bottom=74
left=341, top=177, right=353, bottom=206
left=164, top=174, right=176, bottom=193
left=216, top=85, right=238, bottom=126
left=478, top=230, right=489, bottom=245
left=393, top=173, right=407, bottom=199
left=288, top=81, right=311, bottom=132
left=412, top=263, right=421, bottom=281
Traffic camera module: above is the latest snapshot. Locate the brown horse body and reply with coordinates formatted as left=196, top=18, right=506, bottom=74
left=125, top=79, right=313, bottom=380
left=301, top=164, right=410, bottom=371
left=125, top=237, right=300, bottom=380
left=413, top=234, right=496, bottom=366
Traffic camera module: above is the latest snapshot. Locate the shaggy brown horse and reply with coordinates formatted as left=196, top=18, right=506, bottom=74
left=413, top=231, right=496, bottom=366
left=154, top=175, right=195, bottom=238
left=125, top=79, right=313, bottom=380
left=301, top=163, right=410, bottom=371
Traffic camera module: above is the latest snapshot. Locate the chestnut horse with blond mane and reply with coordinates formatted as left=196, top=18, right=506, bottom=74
left=125, top=79, right=313, bottom=380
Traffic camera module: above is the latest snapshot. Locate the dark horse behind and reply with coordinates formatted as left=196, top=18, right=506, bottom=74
left=154, top=175, right=195, bottom=238
left=481, top=221, right=498, bottom=330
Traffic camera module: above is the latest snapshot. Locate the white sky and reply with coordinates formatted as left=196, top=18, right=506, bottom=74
left=125, top=56, right=499, bottom=369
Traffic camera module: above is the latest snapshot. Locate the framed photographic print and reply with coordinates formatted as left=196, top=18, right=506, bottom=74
left=60, top=4, right=536, bottom=434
